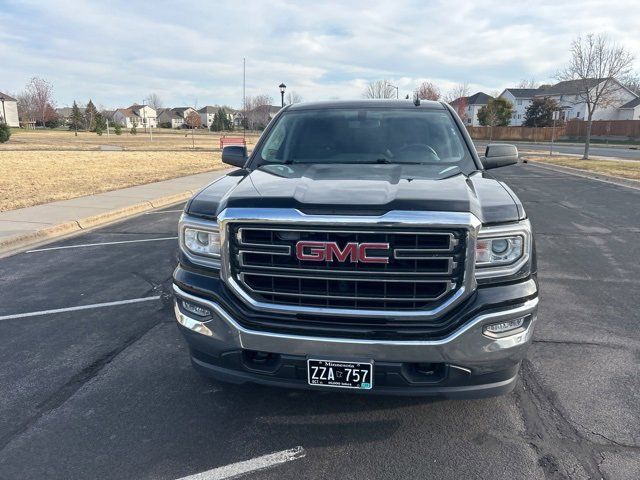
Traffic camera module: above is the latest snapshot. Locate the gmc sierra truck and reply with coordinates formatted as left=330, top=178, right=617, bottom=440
left=172, top=99, right=538, bottom=398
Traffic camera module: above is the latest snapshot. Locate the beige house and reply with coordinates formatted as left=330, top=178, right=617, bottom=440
left=113, top=104, right=157, bottom=128
left=157, top=107, right=197, bottom=128
left=0, top=91, right=20, bottom=127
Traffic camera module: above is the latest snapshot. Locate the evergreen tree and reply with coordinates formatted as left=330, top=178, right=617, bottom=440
left=0, top=123, right=11, bottom=143
left=69, top=101, right=84, bottom=135
left=114, top=123, right=122, bottom=135
left=85, top=100, right=98, bottom=131
left=94, top=111, right=107, bottom=134
left=210, top=111, right=221, bottom=132
left=477, top=98, right=513, bottom=127
left=220, top=107, right=232, bottom=130
left=130, top=119, right=138, bottom=135
left=523, top=98, right=558, bottom=127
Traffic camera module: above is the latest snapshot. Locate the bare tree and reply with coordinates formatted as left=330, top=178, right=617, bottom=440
left=444, top=82, right=469, bottom=104
left=286, top=91, right=303, bottom=105
left=362, top=80, right=396, bottom=99
left=416, top=81, right=441, bottom=101
left=445, top=83, right=470, bottom=122
left=25, top=77, right=55, bottom=126
left=144, top=93, right=163, bottom=111
left=244, top=94, right=274, bottom=130
left=623, top=73, right=640, bottom=95
left=185, top=110, right=202, bottom=129
left=16, top=92, right=36, bottom=125
left=517, top=79, right=539, bottom=89
left=557, top=34, right=635, bottom=159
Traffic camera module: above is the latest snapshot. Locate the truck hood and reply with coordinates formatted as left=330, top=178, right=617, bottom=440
left=187, top=164, right=522, bottom=224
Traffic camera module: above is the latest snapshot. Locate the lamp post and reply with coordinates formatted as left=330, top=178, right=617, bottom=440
left=385, top=82, right=399, bottom=99
left=0, top=96, right=6, bottom=125
left=279, top=83, right=287, bottom=107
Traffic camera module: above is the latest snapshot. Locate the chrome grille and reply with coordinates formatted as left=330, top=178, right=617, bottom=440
left=228, top=225, right=466, bottom=311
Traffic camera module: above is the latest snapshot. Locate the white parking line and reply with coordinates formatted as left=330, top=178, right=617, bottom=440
left=176, top=446, right=306, bottom=480
left=26, top=236, right=178, bottom=253
left=0, top=296, right=161, bottom=321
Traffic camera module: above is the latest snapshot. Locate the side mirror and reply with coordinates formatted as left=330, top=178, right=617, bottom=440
left=481, top=144, right=519, bottom=170
left=222, top=145, right=248, bottom=168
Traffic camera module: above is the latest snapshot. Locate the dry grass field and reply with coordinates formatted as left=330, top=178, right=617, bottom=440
left=0, top=129, right=260, bottom=211
left=524, top=154, right=640, bottom=181
left=0, top=128, right=261, bottom=151
left=0, top=150, right=225, bottom=212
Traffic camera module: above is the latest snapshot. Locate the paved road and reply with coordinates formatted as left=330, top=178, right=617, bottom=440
left=0, top=165, right=639, bottom=479
left=474, top=140, right=640, bottom=160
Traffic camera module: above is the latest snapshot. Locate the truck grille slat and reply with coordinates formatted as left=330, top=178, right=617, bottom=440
left=229, top=224, right=466, bottom=312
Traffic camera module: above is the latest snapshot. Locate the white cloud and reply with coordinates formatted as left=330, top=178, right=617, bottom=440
left=1, top=0, right=638, bottom=108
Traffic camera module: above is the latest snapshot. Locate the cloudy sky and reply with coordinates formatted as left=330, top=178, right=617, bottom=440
left=1, top=0, right=639, bottom=109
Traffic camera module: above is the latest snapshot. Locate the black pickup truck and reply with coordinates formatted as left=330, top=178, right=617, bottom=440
left=172, top=99, right=538, bottom=398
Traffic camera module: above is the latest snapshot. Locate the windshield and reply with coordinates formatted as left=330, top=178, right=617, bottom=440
left=255, top=107, right=476, bottom=174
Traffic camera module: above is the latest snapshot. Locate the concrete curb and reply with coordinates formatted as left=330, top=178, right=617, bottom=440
left=0, top=191, right=193, bottom=257
left=526, top=160, right=640, bottom=191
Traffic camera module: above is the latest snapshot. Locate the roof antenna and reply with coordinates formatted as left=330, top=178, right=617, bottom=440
left=413, top=91, right=420, bottom=106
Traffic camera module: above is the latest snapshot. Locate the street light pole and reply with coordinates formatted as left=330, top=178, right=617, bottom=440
left=0, top=96, right=6, bottom=125
left=385, top=82, right=399, bottom=99
left=279, top=83, right=287, bottom=108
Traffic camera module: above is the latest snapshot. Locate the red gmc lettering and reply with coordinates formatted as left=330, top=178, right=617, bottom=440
left=296, top=241, right=389, bottom=264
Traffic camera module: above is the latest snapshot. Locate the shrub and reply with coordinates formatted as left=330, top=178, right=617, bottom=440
left=0, top=123, right=11, bottom=143
left=130, top=124, right=137, bottom=135
left=114, top=123, right=122, bottom=135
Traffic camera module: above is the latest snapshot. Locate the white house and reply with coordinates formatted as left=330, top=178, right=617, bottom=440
left=157, top=107, right=197, bottom=128
left=113, top=104, right=157, bottom=128
left=534, top=78, right=638, bottom=121
left=198, top=106, right=236, bottom=128
left=499, top=88, right=542, bottom=125
left=616, top=97, right=640, bottom=120
left=450, top=92, right=493, bottom=126
left=0, top=91, right=20, bottom=127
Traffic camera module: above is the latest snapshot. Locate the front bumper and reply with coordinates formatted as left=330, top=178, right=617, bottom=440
left=173, top=282, right=538, bottom=398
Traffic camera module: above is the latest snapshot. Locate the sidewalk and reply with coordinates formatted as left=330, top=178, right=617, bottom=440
left=0, top=169, right=230, bottom=256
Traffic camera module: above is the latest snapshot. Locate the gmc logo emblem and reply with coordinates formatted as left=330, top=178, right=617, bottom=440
left=296, top=241, right=390, bottom=264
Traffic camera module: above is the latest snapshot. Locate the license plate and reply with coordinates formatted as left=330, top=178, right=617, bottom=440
left=307, top=359, right=373, bottom=390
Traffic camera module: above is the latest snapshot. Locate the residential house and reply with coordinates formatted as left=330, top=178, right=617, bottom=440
left=113, top=104, right=157, bottom=128
left=55, top=107, right=73, bottom=126
left=0, top=91, right=20, bottom=127
left=246, top=105, right=281, bottom=129
left=198, top=106, right=236, bottom=128
left=450, top=92, right=493, bottom=126
left=157, top=107, right=197, bottom=128
left=618, top=97, right=640, bottom=120
left=499, top=88, right=542, bottom=125
left=534, top=78, right=638, bottom=121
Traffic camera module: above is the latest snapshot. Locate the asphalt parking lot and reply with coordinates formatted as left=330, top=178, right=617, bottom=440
left=1, top=164, right=639, bottom=480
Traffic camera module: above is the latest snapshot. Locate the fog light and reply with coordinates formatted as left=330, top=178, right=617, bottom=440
left=181, top=299, right=211, bottom=317
left=483, top=316, right=526, bottom=336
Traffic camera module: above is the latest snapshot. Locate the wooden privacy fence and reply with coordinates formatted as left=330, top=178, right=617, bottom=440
left=564, top=120, right=640, bottom=139
left=466, top=126, right=564, bottom=142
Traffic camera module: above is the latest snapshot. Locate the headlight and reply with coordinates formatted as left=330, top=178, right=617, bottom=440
left=179, top=215, right=222, bottom=267
left=184, top=228, right=221, bottom=257
left=475, top=236, right=523, bottom=266
left=475, top=220, right=531, bottom=280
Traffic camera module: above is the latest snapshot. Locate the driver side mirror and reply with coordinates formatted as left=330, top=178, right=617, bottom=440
left=481, top=144, right=519, bottom=170
left=222, top=145, right=248, bottom=168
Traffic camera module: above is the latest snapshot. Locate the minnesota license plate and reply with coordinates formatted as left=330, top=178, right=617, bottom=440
left=307, top=359, right=373, bottom=390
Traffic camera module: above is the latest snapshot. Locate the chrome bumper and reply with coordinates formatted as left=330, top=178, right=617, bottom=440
left=173, top=284, right=538, bottom=374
